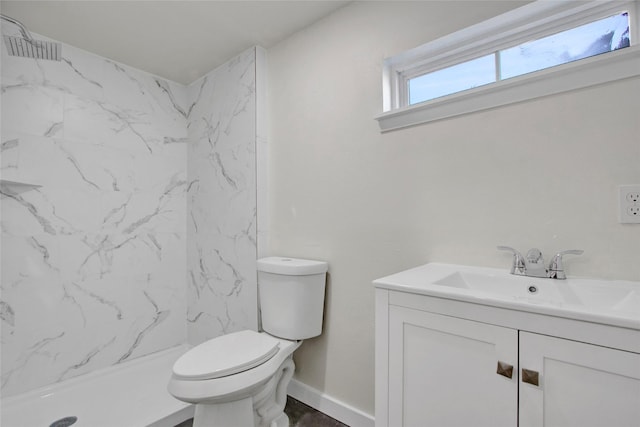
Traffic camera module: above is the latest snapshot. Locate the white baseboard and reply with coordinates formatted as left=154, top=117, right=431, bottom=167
left=287, top=378, right=375, bottom=427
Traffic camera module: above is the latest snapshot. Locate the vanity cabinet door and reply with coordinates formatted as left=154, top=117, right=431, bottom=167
left=519, top=331, right=640, bottom=427
left=388, top=306, right=518, bottom=427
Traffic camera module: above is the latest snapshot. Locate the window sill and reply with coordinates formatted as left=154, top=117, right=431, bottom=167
left=375, top=45, right=640, bottom=133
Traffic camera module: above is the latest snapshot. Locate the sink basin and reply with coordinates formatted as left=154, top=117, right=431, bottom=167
left=373, top=263, right=640, bottom=329
left=434, top=270, right=637, bottom=312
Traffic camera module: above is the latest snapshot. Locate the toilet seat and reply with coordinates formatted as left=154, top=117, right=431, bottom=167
left=169, top=334, right=301, bottom=404
left=173, top=330, right=280, bottom=381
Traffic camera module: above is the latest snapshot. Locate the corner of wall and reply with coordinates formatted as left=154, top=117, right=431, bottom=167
left=255, top=46, right=269, bottom=260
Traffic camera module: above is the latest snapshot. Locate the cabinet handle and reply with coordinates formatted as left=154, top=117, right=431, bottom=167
left=522, top=368, right=539, bottom=386
left=496, top=361, right=513, bottom=379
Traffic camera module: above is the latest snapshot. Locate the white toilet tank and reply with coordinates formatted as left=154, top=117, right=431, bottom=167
left=257, top=257, right=328, bottom=340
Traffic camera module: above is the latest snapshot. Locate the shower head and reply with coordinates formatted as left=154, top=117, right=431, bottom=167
left=3, top=35, right=61, bottom=61
left=1, top=14, right=61, bottom=61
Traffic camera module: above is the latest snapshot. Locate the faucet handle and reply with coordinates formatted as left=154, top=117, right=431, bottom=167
left=497, top=245, right=521, bottom=254
left=548, top=250, right=584, bottom=279
left=497, top=246, right=525, bottom=274
left=557, top=249, right=584, bottom=256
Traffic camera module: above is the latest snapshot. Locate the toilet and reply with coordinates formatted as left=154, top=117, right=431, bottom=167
left=168, top=257, right=328, bottom=427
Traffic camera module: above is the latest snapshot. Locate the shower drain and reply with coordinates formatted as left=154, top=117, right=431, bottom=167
left=49, top=416, right=78, bottom=427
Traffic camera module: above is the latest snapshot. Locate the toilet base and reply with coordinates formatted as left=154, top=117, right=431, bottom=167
left=270, top=413, right=289, bottom=427
left=193, top=397, right=254, bottom=427
left=192, top=356, right=295, bottom=427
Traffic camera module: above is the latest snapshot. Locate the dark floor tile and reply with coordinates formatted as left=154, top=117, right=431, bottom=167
left=174, top=419, right=193, bottom=427
left=285, top=396, right=349, bottom=427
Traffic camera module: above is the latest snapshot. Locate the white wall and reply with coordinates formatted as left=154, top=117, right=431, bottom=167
left=1, top=39, right=264, bottom=397
left=1, top=39, right=188, bottom=395
left=267, top=1, right=640, bottom=415
left=186, top=47, right=260, bottom=344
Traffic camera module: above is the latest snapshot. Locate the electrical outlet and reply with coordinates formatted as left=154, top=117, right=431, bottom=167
left=619, top=185, right=640, bottom=224
left=627, top=192, right=640, bottom=203
left=628, top=206, right=640, bottom=217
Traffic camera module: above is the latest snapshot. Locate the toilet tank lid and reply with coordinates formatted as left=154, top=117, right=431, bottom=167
left=257, top=257, right=328, bottom=275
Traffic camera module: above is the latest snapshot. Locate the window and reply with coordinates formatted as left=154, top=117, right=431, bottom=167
left=498, top=12, right=629, bottom=80
left=377, top=1, right=640, bottom=132
left=408, top=12, right=630, bottom=105
left=409, top=54, right=496, bottom=105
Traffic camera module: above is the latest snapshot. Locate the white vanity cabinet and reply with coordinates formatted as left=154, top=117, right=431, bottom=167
left=388, top=306, right=518, bottom=427
left=519, top=332, right=640, bottom=427
left=374, top=263, right=640, bottom=427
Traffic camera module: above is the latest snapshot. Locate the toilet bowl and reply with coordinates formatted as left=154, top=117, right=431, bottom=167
left=169, top=257, right=328, bottom=427
left=169, top=330, right=301, bottom=427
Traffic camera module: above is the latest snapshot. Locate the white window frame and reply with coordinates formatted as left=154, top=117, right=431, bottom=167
left=376, top=0, right=640, bottom=132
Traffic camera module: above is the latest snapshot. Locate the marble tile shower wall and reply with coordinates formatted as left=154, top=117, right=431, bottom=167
left=0, top=42, right=190, bottom=396
left=186, top=48, right=258, bottom=345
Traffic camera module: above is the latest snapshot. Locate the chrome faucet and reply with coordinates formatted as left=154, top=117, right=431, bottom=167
left=496, top=246, right=525, bottom=275
left=497, top=246, right=583, bottom=279
left=547, top=249, right=584, bottom=279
